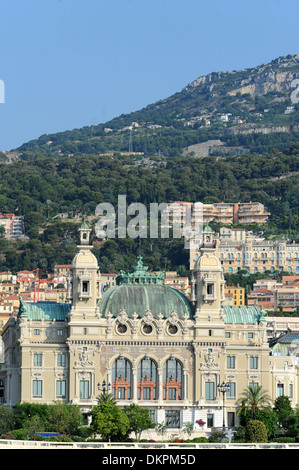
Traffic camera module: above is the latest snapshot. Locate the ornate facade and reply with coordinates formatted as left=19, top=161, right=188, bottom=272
left=190, top=227, right=299, bottom=274
left=0, top=223, right=298, bottom=433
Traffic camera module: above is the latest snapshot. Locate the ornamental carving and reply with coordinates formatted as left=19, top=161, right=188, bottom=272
left=117, top=309, right=129, bottom=324
left=168, top=311, right=179, bottom=324
left=143, top=309, right=154, bottom=324
left=75, top=351, right=94, bottom=368
left=200, top=352, right=219, bottom=369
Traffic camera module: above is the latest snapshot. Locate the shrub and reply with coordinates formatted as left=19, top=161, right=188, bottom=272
left=271, top=437, right=295, bottom=443
left=50, top=435, right=62, bottom=442
left=208, top=431, right=226, bottom=443
left=185, top=437, right=209, bottom=443
left=76, top=426, right=93, bottom=439
left=10, top=429, right=28, bottom=440
left=34, top=433, right=47, bottom=441
left=232, top=425, right=246, bottom=443
left=245, top=420, right=268, bottom=443
left=0, top=432, right=16, bottom=440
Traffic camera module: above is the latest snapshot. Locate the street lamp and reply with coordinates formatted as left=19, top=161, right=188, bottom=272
left=97, top=380, right=111, bottom=396
left=217, top=381, right=230, bottom=432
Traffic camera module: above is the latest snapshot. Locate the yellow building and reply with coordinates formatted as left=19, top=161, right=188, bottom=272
left=53, top=264, right=71, bottom=276
left=1, top=223, right=298, bottom=437
left=225, top=286, right=245, bottom=306
left=164, top=275, right=190, bottom=298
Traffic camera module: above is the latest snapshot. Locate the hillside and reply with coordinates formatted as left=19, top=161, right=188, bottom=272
left=0, top=143, right=298, bottom=274
left=11, top=54, right=299, bottom=159
left=0, top=54, right=298, bottom=275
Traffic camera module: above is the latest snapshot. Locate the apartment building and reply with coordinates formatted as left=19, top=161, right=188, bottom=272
left=274, top=276, right=299, bottom=313
left=202, top=201, right=270, bottom=225
left=0, top=213, right=25, bottom=240
left=101, top=273, right=117, bottom=291
left=164, top=275, right=190, bottom=298
left=246, top=276, right=299, bottom=313
left=225, top=286, right=245, bottom=306
left=163, top=201, right=270, bottom=228
left=247, top=288, right=275, bottom=310
left=252, top=278, right=282, bottom=291
left=0, top=295, right=19, bottom=333
left=0, top=272, right=13, bottom=283
left=190, top=227, right=299, bottom=274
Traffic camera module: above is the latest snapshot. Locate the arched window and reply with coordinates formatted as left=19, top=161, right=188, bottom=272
left=163, top=359, right=182, bottom=400
left=137, top=359, right=157, bottom=400
left=112, top=358, right=132, bottom=400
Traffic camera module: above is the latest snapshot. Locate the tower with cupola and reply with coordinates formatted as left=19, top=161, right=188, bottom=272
left=67, top=220, right=101, bottom=321
left=191, top=224, right=225, bottom=319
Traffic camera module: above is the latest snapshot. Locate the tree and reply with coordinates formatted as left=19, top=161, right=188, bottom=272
left=155, top=422, right=167, bottom=441
left=0, top=405, right=15, bottom=435
left=285, top=410, right=299, bottom=437
left=182, top=421, right=194, bottom=439
left=255, top=409, right=278, bottom=439
left=274, top=395, right=294, bottom=430
left=237, top=385, right=272, bottom=420
left=245, top=420, right=268, bottom=443
left=123, top=403, right=155, bottom=441
left=22, top=414, right=46, bottom=439
left=14, top=402, right=51, bottom=430
left=97, top=391, right=117, bottom=404
left=47, top=402, right=83, bottom=435
left=90, top=401, right=130, bottom=442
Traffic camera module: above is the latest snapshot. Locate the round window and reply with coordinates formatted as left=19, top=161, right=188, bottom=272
left=168, top=324, right=178, bottom=335
left=142, top=324, right=153, bottom=335
left=117, top=323, right=127, bottom=334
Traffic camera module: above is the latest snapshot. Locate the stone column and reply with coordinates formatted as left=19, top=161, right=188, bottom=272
left=132, top=367, right=137, bottom=401
left=183, top=369, right=188, bottom=401
left=157, top=369, right=163, bottom=403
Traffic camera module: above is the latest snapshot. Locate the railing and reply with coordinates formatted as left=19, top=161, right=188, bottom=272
left=0, top=440, right=298, bottom=449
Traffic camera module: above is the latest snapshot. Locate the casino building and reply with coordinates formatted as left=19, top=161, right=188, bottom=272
left=0, top=223, right=298, bottom=433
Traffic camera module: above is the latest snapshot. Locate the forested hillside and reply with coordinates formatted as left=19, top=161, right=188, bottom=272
left=0, top=143, right=298, bottom=274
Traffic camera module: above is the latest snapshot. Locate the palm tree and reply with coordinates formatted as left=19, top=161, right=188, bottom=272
left=237, top=385, right=272, bottom=420
left=97, top=392, right=116, bottom=404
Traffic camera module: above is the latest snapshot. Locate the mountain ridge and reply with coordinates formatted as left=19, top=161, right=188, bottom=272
left=9, top=53, right=299, bottom=159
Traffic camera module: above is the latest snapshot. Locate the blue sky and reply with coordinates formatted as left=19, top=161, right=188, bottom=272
left=0, top=0, right=298, bottom=151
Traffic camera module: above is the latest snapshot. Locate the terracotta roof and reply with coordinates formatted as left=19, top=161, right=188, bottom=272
left=248, top=288, right=273, bottom=294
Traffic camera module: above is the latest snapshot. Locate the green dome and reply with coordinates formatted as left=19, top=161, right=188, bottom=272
left=99, top=256, right=193, bottom=319
left=99, top=283, right=193, bottom=319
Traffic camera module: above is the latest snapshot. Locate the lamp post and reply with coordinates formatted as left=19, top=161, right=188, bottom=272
left=97, top=379, right=111, bottom=398
left=217, top=381, right=230, bottom=432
